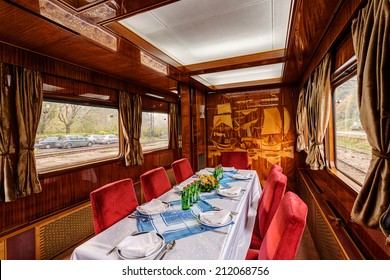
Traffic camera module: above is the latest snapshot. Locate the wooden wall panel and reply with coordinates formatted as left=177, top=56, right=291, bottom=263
left=0, top=42, right=179, bottom=235
left=206, top=87, right=296, bottom=189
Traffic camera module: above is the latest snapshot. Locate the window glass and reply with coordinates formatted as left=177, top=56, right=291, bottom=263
left=35, top=100, right=119, bottom=172
left=334, top=75, right=371, bottom=185
left=140, top=111, right=169, bottom=152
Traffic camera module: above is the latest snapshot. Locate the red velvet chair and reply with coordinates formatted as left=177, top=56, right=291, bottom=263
left=90, top=178, right=138, bottom=234
left=220, top=151, right=250, bottom=169
left=246, top=191, right=308, bottom=260
left=140, top=167, right=172, bottom=202
left=171, top=158, right=194, bottom=184
left=249, top=168, right=287, bottom=249
left=269, top=163, right=283, bottom=174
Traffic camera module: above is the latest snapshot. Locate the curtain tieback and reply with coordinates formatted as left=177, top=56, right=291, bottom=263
left=20, top=147, right=35, bottom=151
left=0, top=152, right=10, bottom=156
left=372, top=149, right=390, bottom=159
left=132, top=138, right=139, bottom=141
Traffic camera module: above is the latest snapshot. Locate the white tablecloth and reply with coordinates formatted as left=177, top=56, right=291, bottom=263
left=71, top=169, right=261, bottom=260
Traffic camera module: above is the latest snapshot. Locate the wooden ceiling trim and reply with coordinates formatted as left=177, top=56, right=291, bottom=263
left=182, top=49, right=286, bottom=76
left=99, top=0, right=179, bottom=25
left=209, top=77, right=282, bottom=90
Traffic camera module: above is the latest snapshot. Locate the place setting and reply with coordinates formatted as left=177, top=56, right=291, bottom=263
left=113, top=231, right=176, bottom=260
left=136, top=198, right=170, bottom=216
left=196, top=209, right=234, bottom=234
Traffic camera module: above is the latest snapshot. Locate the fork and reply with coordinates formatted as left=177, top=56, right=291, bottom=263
left=128, top=213, right=151, bottom=222
left=196, top=224, right=228, bottom=235
left=212, top=206, right=238, bottom=215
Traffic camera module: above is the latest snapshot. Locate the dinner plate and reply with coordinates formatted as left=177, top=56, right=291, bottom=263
left=222, top=167, right=236, bottom=172
left=117, top=232, right=164, bottom=260
left=197, top=210, right=233, bottom=228
left=216, top=187, right=243, bottom=198
left=232, top=173, right=252, bottom=180
left=136, top=201, right=170, bottom=215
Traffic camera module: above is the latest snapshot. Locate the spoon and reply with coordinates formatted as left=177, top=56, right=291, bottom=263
left=155, top=240, right=176, bottom=260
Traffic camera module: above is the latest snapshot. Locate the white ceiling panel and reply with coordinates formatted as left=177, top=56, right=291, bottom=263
left=119, top=0, right=293, bottom=88
left=193, top=63, right=284, bottom=86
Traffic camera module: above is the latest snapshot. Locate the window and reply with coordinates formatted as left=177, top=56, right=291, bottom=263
left=140, top=111, right=169, bottom=152
left=334, top=75, right=371, bottom=185
left=35, top=100, right=119, bottom=172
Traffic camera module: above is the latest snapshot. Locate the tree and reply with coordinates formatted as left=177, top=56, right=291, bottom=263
left=37, top=102, right=58, bottom=135
left=58, top=104, right=82, bottom=134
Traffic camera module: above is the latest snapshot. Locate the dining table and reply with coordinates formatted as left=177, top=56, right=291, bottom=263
left=70, top=168, right=261, bottom=260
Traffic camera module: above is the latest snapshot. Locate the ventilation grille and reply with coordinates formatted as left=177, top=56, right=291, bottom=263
left=314, top=206, right=346, bottom=260
left=298, top=171, right=347, bottom=260
left=37, top=204, right=94, bottom=259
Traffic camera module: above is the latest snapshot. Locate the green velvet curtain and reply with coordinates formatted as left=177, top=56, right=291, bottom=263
left=15, top=67, right=43, bottom=197
left=0, top=63, right=16, bottom=202
left=351, top=0, right=390, bottom=242
left=169, top=103, right=178, bottom=150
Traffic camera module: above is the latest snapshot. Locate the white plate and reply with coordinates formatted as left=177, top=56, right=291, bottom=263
left=137, top=202, right=170, bottom=215
left=117, top=232, right=164, bottom=260
left=197, top=210, right=233, bottom=228
left=232, top=173, right=251, bottom=180
left=217, top=188, right=243, bottom=198
left=222, top=167, right=236, bottom=172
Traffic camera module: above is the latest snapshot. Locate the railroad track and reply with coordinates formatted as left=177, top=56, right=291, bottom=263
left=35, top=145, right=118, bottom=159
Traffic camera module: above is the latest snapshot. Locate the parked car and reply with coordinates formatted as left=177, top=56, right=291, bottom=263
left=35, top=137, right=59, bottom=149
left=55, top=135, right=93, bottom=149
left=87, top=134, right=101, bottom=143
left=95, top=134, right=119, bottom=144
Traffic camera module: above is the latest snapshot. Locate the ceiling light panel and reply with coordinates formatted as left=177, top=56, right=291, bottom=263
left=119, top=0, right=292, bottom=65
left=193, top=63, right=284, bottom=86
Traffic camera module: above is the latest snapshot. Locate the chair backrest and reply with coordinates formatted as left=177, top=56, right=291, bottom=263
left=90, top=178, right=138, bottom=234
left=220, top=151, right=250, bottom=169
left=269, top=163, right=283, bottom=173
left=258, top=169, right=287, bottom=238
left=258, top=192, right=308, bottom=260
left=140, top=167, right=172, bottom=202
left=171, top=158, right=194, bottom=184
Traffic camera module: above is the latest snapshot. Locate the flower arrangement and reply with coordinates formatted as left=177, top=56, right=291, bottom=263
left=198, top=174, right=219, bottom=192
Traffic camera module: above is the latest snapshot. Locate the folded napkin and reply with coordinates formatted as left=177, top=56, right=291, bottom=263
left=199, top=210, right=231, bottom=225
left=117, top=232, right=161, bottom=258
left=219, top=185, right=241, bottom=196
left=138, top=199, right=166, bottom=214
left=232, top=173, right=251, bottom=179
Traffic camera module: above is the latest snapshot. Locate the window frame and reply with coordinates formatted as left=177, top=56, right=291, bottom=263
left=140, top=109, right=170, bottom=154
left=35, top=96, right=123, bottom=176
left=327, top=60, right=365, bottom=192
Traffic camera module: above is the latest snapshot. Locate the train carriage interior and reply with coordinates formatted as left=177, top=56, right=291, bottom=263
left=1, top=0, right=390, bottom=260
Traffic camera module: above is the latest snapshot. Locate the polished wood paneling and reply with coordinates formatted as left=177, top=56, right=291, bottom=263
left=206, top=87, right=296, bottom=190
left=298, top=0, right=365, bottom=87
